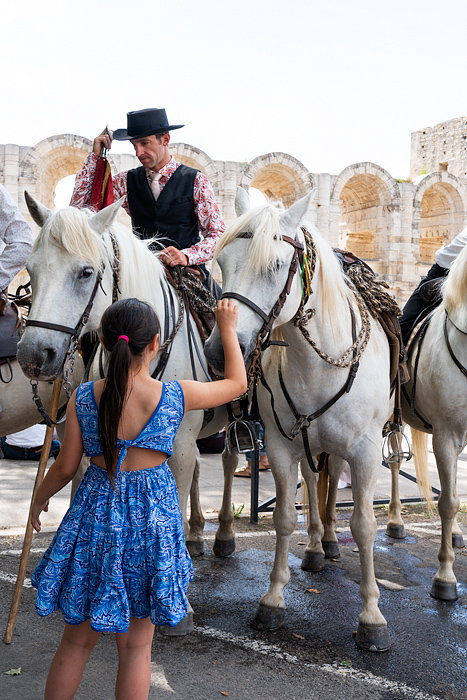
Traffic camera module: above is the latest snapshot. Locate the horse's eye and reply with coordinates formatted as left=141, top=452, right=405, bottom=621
left=79, top=268, right=94, bottom=279
left=268, top=262, right=282, bottom=277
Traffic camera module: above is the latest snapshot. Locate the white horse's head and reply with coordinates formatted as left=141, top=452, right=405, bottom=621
left=18, top=193, right=125, bottom=380
left=205, top=187, right=317, bottom=371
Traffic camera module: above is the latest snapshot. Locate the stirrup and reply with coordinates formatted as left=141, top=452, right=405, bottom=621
left=382, top=421, right=413, bottom=467
left=225, top=419, right=263, bottom=455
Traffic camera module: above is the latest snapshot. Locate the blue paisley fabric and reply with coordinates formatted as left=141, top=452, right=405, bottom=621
left=31, top=381, right=193, bottom=633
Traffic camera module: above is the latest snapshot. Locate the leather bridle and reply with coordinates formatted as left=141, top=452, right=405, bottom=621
left=221, top=232, right=306, bottom=377
left=23, top=232, right=121, bottom=425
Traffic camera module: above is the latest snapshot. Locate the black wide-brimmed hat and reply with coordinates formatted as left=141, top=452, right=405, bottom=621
left=112, top=108, right=184, bottom=141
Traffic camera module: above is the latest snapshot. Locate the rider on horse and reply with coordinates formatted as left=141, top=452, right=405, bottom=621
left=70, top=107, right=224, bottom=295
left=0, top=184, right=33, bottom=413
left=399, top=226, right=467, bottom=345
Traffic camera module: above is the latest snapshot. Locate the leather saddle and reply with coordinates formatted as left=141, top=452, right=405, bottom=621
left=0, top=284, right=30, bottom=382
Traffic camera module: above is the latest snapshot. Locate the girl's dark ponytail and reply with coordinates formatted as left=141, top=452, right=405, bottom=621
left=98, top=298, right=160, bottom=482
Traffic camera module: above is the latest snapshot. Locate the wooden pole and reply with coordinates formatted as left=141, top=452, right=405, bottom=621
left=3, top=378, right=63, bottom=644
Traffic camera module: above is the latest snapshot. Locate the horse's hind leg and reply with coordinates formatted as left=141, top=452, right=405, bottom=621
left=430, top=435, right=460, bottom=601
left=349, top=449, right=390, bottom=651
left=300, top=459, right=326, bottom=572
left=187, top=449, right=205, bottom=557
left=452, top=515, right=464, bottom=549
left=386, top=432, right=406, bottom=539
left=322, top=455, right=347, bottom=559
left=213, top=448, right=238, bottom=557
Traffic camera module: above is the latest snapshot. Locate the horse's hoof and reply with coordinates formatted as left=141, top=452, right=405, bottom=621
left=322, top=541, right=340, bottom=560
left=452, top=532, right=464, bottom=548
left=386, top=523, right=406, bottom=539
left=430, top=579, right=458, bottom=601
left=213, top=537, right=236, bottom=558
left=301, top=550, right=325, bottom=572
left=186, top=540, right=205, bottom=557
left=355, top=623, right=391, bottom=652
left=251, top=604, right=285, bottom=631
left=159, top=611, right=194, bottom=636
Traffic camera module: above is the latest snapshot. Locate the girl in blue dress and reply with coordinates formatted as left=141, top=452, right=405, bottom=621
left=31, top=296, right=247, bottom=700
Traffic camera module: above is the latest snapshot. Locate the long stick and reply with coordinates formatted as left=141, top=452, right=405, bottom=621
left=3, top=378, right=63, bottom=644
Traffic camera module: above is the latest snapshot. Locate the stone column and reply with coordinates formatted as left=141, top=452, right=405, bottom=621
left=316, top=173, right=331, bottom=238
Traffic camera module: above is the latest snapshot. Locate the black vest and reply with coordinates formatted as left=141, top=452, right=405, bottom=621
left=127, top=164, right=200, bottom=251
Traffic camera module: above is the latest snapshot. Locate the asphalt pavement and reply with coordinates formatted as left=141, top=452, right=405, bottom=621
left=1, top=440, right=467, bottom=699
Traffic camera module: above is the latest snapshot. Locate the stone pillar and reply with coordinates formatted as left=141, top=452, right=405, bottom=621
left=316, top=173, right=331, bottom=238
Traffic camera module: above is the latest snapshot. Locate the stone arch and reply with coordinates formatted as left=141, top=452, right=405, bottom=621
left=413, top=172, right=467, bottom=263
left=168, top=142, right=218, bottom=186
left=331, top=163, right=401, bottom=265
left=239, top=153, right=315, bottom=208
left=20, top=134, right=92, bottom=210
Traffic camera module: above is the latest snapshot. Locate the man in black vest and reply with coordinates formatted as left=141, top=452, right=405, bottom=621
left=70, top=108, right=225, bottom=282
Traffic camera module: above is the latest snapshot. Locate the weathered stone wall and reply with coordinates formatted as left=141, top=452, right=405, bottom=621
left=3, top=124, right=467, bottom=307
left=410, top=117, right=467, bottom=179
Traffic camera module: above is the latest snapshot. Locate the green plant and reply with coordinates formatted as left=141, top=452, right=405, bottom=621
left=232, top=502, right=245, bottom=518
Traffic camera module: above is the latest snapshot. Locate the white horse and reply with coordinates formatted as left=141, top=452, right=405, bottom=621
left=205, top=188, right=393, bottom=651
left=16, top=195, right=238, bottom=596
left=393, top=243, right=467, bottom=602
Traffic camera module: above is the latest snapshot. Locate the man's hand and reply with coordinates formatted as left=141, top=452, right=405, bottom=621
left=160, top=246, right=188, bottom=267
left=92, top=128, right=113, bottom=156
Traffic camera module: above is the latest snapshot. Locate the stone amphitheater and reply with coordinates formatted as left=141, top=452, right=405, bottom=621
left=3, top=116, right=467, bottom=304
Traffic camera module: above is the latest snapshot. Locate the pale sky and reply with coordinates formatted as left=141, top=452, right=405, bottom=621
left=4, top=0, right=467, bottom=184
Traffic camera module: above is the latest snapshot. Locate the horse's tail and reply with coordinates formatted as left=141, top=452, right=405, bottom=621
left=411, top=428, right=435, bottom=514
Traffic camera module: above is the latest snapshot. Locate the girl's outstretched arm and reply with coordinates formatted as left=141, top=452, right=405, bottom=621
left=31, top=391, right=85, bottom=532
left=181, top=299, right=247, bottom=412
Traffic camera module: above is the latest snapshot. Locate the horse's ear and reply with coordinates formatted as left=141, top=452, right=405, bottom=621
left=88, top=197, right=125, bottom=236
left=280, top=188, right=317, bottom=233
left=24, top=191, right=52, bottom=228
left=235, top=187, right=251, bottom=217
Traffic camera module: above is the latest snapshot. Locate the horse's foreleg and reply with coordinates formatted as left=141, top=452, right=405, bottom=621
left=299, top=459, right=325, bottom=572
left=188, top=450, right=205, bottom=557
left=386, top=432, right=406, bottom=539
left=251, top=447, right=297, bottom=631
left=213, top=448, right=238, bottom=557
left=431, top=436, right=460, bottom=601
left=349, top=452, right=390, bottom=652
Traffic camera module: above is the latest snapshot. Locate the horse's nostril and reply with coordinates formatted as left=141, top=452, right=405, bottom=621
left=45, top=348, right=57, bottom=365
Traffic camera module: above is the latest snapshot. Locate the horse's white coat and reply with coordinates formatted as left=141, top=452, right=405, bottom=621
left=205, top=189, right=393, bottom=646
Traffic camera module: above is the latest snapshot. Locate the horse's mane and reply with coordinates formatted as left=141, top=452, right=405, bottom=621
left=441, top=240, right=467, bottom=317
left=34, top=207, right=166, bottom=301
left=214, top=202, right=352, bottom=330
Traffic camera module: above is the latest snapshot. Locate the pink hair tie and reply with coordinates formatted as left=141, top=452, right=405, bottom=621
left=118, top=335, right=129, bottom=344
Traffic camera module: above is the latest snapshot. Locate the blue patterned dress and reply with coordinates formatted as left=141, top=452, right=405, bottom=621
left=31, top=381, right=193, bottom=633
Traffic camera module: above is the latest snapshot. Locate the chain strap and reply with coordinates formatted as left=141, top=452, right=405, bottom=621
left=293, top=227, right=372, bottom=369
